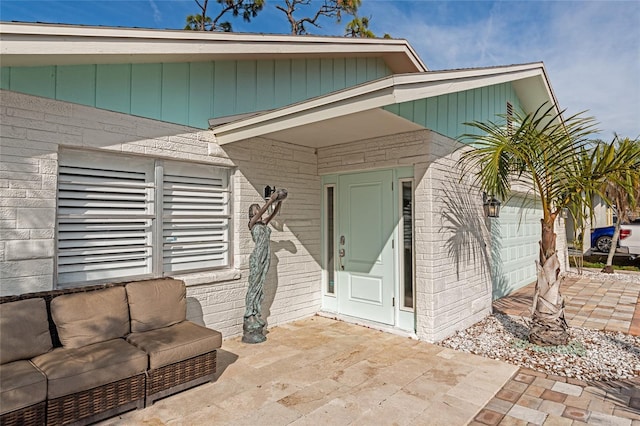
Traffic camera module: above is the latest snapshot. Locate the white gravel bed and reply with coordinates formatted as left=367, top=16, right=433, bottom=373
left=439, top=313, right=640, bottom=382
left=566, top=269, right=640, bottom=284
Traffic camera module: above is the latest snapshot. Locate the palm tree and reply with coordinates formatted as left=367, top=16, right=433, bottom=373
left=458, top=103, right=601, bottom=346
left=596, top=137, right=640, bottom=272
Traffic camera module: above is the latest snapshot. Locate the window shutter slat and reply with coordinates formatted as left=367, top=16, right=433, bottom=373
left=162, top=162, right=229, bottom=273
left=57, top=153, right=153, bottom=286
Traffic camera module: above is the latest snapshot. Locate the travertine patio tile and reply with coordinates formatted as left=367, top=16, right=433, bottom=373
left=290, top=397, right=360, bottom=426
left=551, top=382, right=582, bottom=396
left=486, top=397, right=515, bottom=415
left=419, top=394, right=480, bottom=426
left=539, top=399, right=568, bottom=416
left=229, top=401, right=302, bottom=426
left=351, top=389, right=428, bottom=426
left=507, top=404, right=548, bottom=425
left=277, top=378, right=346, bottom=415
left=498, top=414, right=530, bottom=425
left=541, top=414, right=574, bottom=425
left=447, top=382, right=499, bottom=407
left=588, top=411, right=632, bottom=426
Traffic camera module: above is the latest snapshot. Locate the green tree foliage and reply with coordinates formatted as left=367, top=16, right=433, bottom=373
left=184, top=0, right=264, bottom=32
left=275, top=0, right=361, bottom=35
left=458, top=103, right=631, bottom=345
left=344, top=16, right=375, bottom=38
left=594, top=136, right=640, bottom=272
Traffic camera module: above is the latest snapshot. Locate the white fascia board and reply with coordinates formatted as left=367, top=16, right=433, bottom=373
left=212, top=63, right=552, bottom=145
left=392, top=68, right=543, bottom=104
left=0, top=22, right=427, bottom=72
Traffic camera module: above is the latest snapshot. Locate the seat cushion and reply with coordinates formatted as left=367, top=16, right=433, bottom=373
left=126, top=321, right=222, bottom=370
left=31, top=338, right=147, bottom=400
left=0, top=360, right=47, bottom=415
left=126, top=279, right=186, bottom=333
left=51, top=286, right=130, bottom=349
left=0, top=298, right=52, bottom=364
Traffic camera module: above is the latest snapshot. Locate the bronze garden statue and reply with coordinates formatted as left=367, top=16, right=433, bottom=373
left=242, top=188, right=288, bottom=344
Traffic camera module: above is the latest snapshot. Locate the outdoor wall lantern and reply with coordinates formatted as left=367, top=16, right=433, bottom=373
left=483, top=192, right=501, bottom=218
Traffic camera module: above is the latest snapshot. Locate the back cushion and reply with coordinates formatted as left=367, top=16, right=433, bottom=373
left=126, top=279, right=186, bottom=333
left=51, top=286, right=130, bottom=349
left=0, top=298, right=52, bottom=364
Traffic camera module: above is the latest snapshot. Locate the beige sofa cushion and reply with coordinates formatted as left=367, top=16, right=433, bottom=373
left=126, top=321, right=222, bottom=369
left=126, top=279, right=186, bottom=333
left=32, top=339, right=147, bottom=400
left=0, top=298, right=52, bottom=364
left=0, top=360, right=47, bottom=415
left=51, top=286, right=130, bottom=349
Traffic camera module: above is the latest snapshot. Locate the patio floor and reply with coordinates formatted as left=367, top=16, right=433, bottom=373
left=98, top=272, right=640, bottom=425
left=101, top=316, right=518, bottom=426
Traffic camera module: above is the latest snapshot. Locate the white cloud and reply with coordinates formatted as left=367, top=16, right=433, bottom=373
left=361, top=1, right=640, bottom=139
left=149, top=0, right=162, bottom=24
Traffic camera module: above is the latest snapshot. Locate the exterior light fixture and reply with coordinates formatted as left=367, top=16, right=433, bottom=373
left=483, top=192, right=501, bottom=218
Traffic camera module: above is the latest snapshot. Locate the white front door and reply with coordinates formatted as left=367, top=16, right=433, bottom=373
left=337, top=170, right=395, bottom=325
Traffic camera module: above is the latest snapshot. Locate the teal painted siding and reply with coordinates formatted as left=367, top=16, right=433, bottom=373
left=385, top=82, right=522, bottom=141
left=57, top=65, right=96, bottom=106
left=96, top=64, right=131, bottom=113
left=131, top=64, right=162, bottom=120
left=1, top=57, right=391, bottom=129
left=7, top=66, right=56, bottom=98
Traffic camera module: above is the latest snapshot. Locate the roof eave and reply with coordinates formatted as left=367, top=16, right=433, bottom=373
left=0, top=21, right=427, bottom=73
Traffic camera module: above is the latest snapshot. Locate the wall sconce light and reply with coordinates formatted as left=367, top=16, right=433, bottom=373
left=483, top=192, right=501, bottom=218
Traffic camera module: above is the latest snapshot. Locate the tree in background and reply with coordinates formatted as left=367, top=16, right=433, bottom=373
left=185, top=0, right=264, bottom=32
left=458, top=103, right=635, bottom=346
left=344, top=15, right=390, bottom=38
left=596, top=136, right=640, bottom=273
left=275, top=0, right=360, bottom=35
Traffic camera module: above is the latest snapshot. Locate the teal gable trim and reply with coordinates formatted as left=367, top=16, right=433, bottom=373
left=385, top=82, right=522, bottom=141
left=1, top=57, right=391, bottom=129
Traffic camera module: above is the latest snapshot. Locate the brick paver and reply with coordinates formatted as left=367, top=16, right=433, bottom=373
left=483, top=368, right=640, bottom=425
left=492, top=273, right=640, bottom=336
left=487, top=272, right=640, bottom=425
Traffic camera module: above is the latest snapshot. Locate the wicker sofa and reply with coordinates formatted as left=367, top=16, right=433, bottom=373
left=0, top=278, right=222, bottom=426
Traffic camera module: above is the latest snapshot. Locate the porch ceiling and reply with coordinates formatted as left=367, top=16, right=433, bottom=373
left=209, top=63, right=558, bottom=148
left=256, top=108, right=425, bottom=148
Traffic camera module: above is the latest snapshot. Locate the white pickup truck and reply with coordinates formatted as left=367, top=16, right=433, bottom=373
left=591, top=218, right=640, bottom=259
left=620, top=220, right=640, bottom=259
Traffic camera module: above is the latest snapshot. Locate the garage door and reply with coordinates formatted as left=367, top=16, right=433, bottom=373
left=491, top=195, right=542, bottom=299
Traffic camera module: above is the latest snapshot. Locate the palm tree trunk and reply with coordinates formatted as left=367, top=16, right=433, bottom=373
left=602, top=221, right=621, bottom=273
left=529, top=217, right=569, bottom=346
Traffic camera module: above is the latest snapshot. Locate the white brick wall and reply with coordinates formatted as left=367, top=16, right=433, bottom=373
left=319, top=130, right=494, bottom=342
left=0, top=89, right=567, bottom=343
left=0, top=90, right=321, bottom=340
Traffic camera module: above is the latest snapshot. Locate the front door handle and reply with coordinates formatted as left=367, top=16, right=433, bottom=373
left=339, top=248, right=345, bottom=270
left=339, top=249, right=345, bottom=257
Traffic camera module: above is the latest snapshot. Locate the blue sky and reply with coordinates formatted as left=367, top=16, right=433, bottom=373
left=1, top=0, right=638, bottom=139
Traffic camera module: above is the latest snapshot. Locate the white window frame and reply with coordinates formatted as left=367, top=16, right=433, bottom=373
left=56, top=149, right=231, bottom=287
left=398, top=178, right=415, bottom=312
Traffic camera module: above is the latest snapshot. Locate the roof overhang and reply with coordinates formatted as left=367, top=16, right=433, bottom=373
left=0, top=22, right=427, bottom=73
left=210, top=63, right=559, bottom=148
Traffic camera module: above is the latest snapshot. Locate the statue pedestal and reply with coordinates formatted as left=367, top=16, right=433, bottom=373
left=242, top=315, right=266, bottom=344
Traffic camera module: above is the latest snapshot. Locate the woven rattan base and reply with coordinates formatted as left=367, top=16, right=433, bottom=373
left=46, top=374, right=145, bottom=426
left=0, top=401, right=46, bottom=426
left=146, top=350, right=217, bottom=406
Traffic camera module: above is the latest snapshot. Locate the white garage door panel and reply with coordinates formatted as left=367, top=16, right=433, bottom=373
left=492, top=196, right=542, bottom=299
